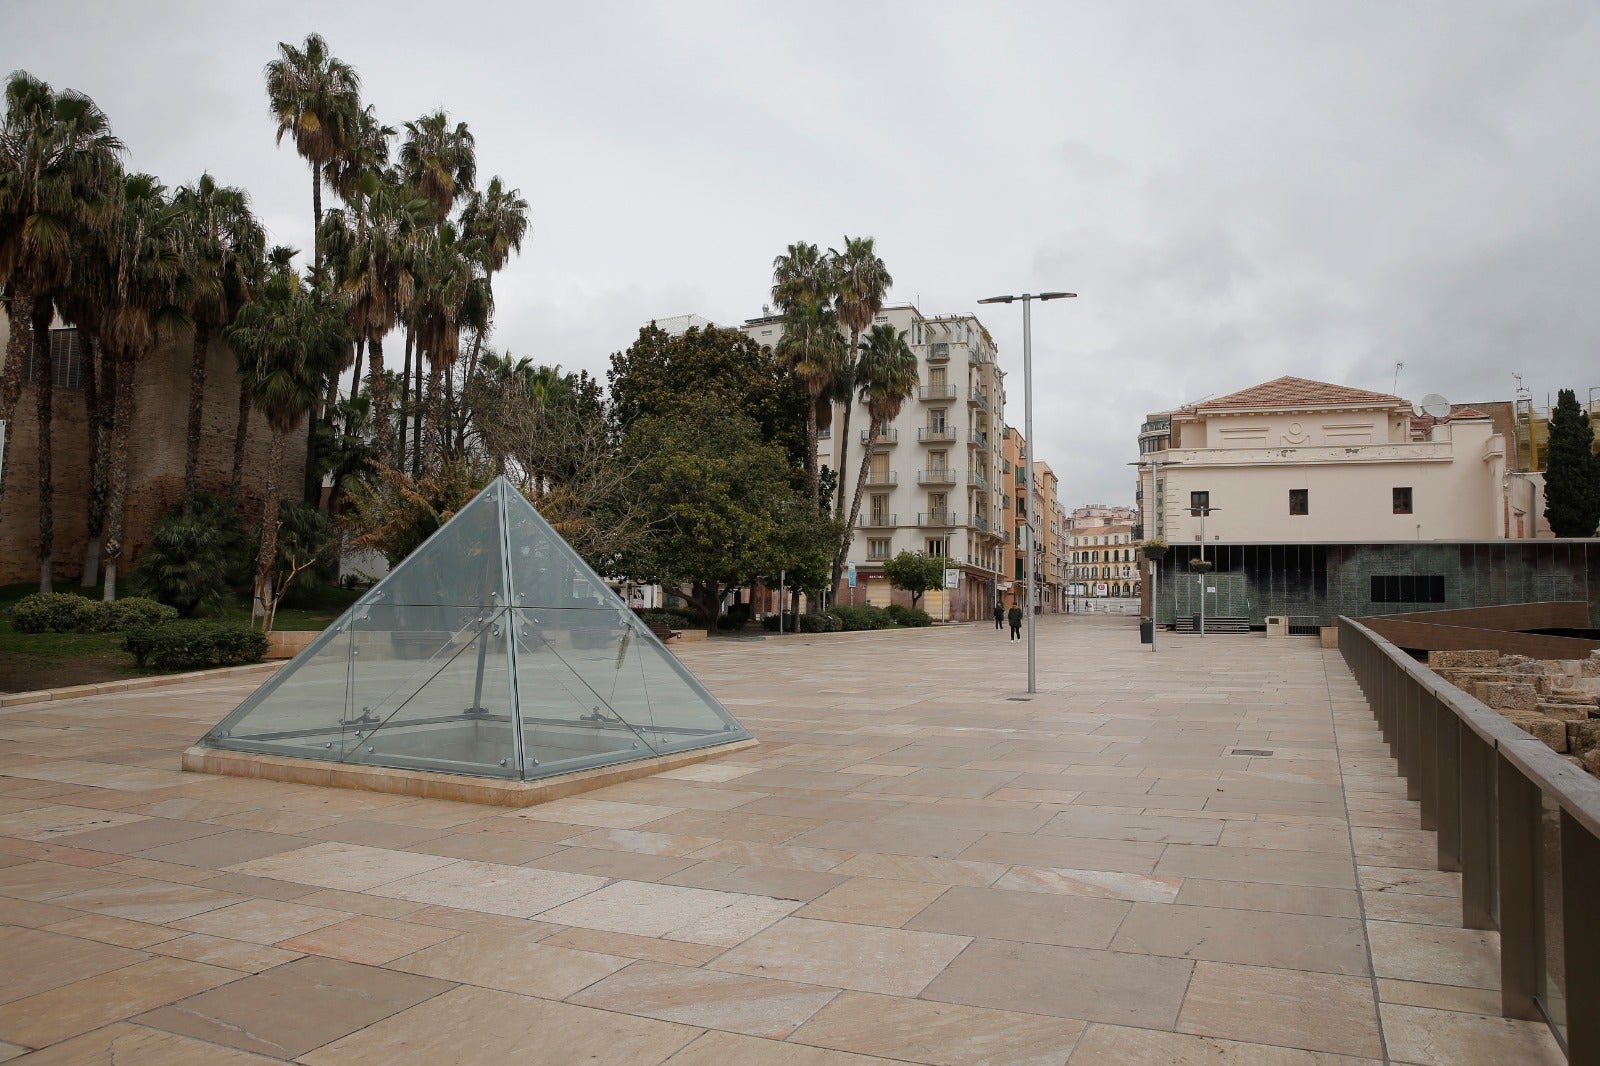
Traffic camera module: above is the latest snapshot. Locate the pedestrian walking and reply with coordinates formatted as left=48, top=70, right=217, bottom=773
left=993, top=602, right=1005, bottom=630
left=1007, top=604, right=1023, bottom=641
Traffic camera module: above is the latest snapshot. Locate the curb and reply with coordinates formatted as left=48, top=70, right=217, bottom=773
left=0, top=661, right=283, bottom=708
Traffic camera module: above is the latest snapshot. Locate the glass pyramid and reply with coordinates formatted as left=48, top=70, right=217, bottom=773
left=200, top=477, right=750, bottom=781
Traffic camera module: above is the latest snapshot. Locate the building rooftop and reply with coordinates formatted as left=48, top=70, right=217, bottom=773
left=1184, top=376, right=1406, bottom=413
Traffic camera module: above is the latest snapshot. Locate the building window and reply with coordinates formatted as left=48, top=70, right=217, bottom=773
left=1393, top=487, right=1413, bottom=514
left=867, top=538, right=890, bottom=560
left=1189, top=490, right=1209, bottom=517
left=1015, top=559, right=1024, bottom=580
left=927, top=538, right=945, bottom=556
left=1289, top=489, right=1308, bottom=516
left=22, top=328, right=84, bottom=391
left=1370, top=575, right=1446, bottom=603
left=930, top=409, right=947, bottom=432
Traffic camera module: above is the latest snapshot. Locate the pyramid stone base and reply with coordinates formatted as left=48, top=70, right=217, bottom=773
left=181, top=736, right=758, bottom=807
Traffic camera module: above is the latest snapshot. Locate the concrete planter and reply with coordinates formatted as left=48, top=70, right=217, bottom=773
left=265, top=630, right=317, bottom=660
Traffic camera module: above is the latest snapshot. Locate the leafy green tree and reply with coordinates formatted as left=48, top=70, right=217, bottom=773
left=263, top=501, right=336, bottom=631
left=1544, top=388, right=1600, bottom=537
left=133, top=493, right=249, bottom=616
left=837, top=322, right=917, bottom=588
left=619, top=398, right=811, bottom=626
left=883, top=550, right=944, bottom=608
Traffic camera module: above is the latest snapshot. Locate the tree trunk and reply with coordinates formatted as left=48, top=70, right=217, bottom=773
left=424, top=360, right=442, bottom=476
left=691, top=579, right=723, bottom=629
left=181, top=321, right=213, bottom=516
left=349, top=337, right=365, bottom=404
left=229, top=379, right=250, bottom=507
left=311, top=165, right=323, bottom=277
left=804, top=398, right=819, bottom=510
left=101, top=351, right=137, bottom=603
left=32, top=304, right=54, bottom=594
left=833, top=327, right=860, bottom=521
left=80, top=337, right=105, bottom=587
left=834, top=422, right=879, bottom=597
left=253, top=428, right=286, bottom=627
left=411, top=349, right=425, bottom=478
left=0, top=279, right=36, bottom=516
left=368, top=334, right=389, bottom=451
left=397, top=327, right=413, bottom=466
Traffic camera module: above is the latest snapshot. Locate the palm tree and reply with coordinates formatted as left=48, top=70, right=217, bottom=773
left=410, top=220, right=484, bottom=469
left=399, top=110, right=475, bottom=221
left=839, top=324, right=918, bottom=577
left=225, top=260, right=347, bottom=623
left=775, top=300, right=843, bottom=509
left=99, top=173, right=186, bottom=601
left=172, top=174, right=266, bottom=514
left=457, top=176, right=528, bottom=441
left=771, top=241, right=829, bottom=312
left=264, top=33, right=361, bottom=276
left=827, top=236, right=893, bottom=528
left=0, top=71, right=123, bottom=522
left=230, top=244, right=296, bottom=504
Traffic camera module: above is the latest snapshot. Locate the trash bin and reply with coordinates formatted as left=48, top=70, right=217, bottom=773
left=1266, top=615, right=1288, bottom=638
left=1139, top=619, right=1153, bottom=644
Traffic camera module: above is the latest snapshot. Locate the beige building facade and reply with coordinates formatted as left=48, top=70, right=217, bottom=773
left=1134, top=376, right=1527, bottom=546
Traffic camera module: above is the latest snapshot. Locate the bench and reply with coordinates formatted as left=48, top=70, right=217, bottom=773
left=646, top=623, right=680, bottom=643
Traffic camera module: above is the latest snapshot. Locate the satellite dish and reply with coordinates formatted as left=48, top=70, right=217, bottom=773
left=1418, top=393, right=1450, bottom=417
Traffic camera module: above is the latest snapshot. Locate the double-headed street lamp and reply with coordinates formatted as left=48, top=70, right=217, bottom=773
left=978, top=291, right=1075, bottom=695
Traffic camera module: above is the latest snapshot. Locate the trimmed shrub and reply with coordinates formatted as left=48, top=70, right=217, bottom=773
left=796, top=612, right=838, bottom=633
left=123, top=620, right=268, bottom=671
left=827, top=605, right=895, bottom=631
left=636, top=610, right=688, bottom=629
left=10, top=592, right=109, bottom=633
left=884, top=604, right=933, bottom=627
left=132, top=494, right=248, bottom=615
left=103, top=597, right=179, bottom=631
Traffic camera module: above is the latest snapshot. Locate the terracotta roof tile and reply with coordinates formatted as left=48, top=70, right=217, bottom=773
left=1449, top=405, right=1489, bottom=418
left=1187, top=376, right=1404, bottom=412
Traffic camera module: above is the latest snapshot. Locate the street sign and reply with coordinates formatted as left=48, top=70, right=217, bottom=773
left=847, top=563, right=857, bottom=588
left=943, top=568, right=960, bottom=589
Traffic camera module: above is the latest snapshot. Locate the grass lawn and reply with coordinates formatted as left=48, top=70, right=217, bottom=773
left=0, top=582, right=360, bottom=694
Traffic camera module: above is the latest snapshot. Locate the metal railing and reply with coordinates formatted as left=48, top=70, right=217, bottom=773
left=918, top=426, right=957, bottom=443
left=918, top=511, right=960, bottom=527
left=1339, top=616, right=1600, bottom=1059
left=864, top=471, right=898, bottom=486
left=968, top=387, right=989, bottom=411
left=969, top=471, right=989, bottom=491
left=861, top=428, right=898, bottom=445
left=856, top=513, right=896, bottom=528
left=969, top=431, right=989, bottom=449
left=917, top=468, right=956, bottom=485
left=919, top=384, right=957, bottom=401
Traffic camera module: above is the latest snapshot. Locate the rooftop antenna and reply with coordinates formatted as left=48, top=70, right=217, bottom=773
left=1392, top=360, right=1404, bottom=394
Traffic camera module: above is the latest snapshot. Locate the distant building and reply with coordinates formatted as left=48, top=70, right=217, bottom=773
left=650, top=314, right=718, bottom=337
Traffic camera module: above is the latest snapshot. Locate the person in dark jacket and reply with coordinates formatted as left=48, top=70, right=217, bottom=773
left=1007, top=604, right=1023, bottom=641
left=993, top=602, right=1005, bottom=630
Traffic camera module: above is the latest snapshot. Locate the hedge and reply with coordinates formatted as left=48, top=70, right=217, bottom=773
left=825, top=605, right=896, bottom=631
left=10, top=592, right=109, bottom=633
left=884, top=604, right=933, bottom=627
left=123, top=620, right=268, bottom=671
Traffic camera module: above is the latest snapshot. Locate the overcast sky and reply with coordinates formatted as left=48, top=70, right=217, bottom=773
left=6, top=1, right=1597, bottom=507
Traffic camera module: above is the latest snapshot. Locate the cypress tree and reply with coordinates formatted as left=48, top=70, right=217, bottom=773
left=1543, top=388, right=1600, bottom=537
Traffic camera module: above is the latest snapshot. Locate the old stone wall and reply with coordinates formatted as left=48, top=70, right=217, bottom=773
left=1429, top=648, right=1600, bottom=775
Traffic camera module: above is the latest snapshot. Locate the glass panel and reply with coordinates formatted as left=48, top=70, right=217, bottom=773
left=1538, top=791, right=1567, bottom=1042
left=208, top=621, right=354, bottom=760
left=502, top=488, right=614, bottom=610
left=343, top=605, right=518, bottom=778
left=363, top=485, right=506, bottom=610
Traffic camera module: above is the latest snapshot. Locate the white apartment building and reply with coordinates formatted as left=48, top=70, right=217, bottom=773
left=742, top=304, right=1008, bottom=619
left=1068, top=523, right=1139, bottom=598
left=1134, top=376, right=1520, bottom=545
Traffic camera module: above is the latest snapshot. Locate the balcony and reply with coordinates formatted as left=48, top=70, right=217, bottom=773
left=968, top=430, right=989, bottom=449
left=817, top=428, right=831, bottom=440
left=971, top=514, right=990, bottom=532
left=926, top=342, right=950, bottom=362
left=917, top=468, right=956, bottom=486
left=918, top=511, right=960, bottom=527
left=918, top=426, right=957, bottom=443
left=861, top=428, right=899, bottom=445
left=1001, top=530, right=1011, bottom=545
left=856, top=513, right=897, bottom=528
left=968, top=471, right=989, bottom=491
left=918, top=384, right=957, bottom=401
left=864, top=471, right=898, bottom=487
left=968, top=388, right=989, bottom=411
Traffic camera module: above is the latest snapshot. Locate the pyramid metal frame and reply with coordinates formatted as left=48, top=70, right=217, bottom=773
left=199, top=477, right=750, bottom=783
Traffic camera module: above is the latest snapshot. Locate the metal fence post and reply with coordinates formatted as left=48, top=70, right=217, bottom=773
left=1459, top=725, right=1494, bottom=928
left=1497, top=751, right=1543, bottom=1021
left=1561, top=808, right=1599, bottom=1064
left=1436, top=699, right=1462, bottom=871
left=1418, top=679, right=1439, bottom=830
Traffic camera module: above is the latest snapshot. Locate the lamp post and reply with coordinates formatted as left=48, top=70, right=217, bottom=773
left=1193, top=504, right=1219, bottom=636
left=1128, top=456, right=1181, bottom=652
left=978, top=292, right=1075, bottom=694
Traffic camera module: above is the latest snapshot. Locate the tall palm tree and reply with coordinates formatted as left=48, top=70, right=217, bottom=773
left=321, top=105, right=394, bottom=398
left=457, top=175, right=528, bottom=438
left=98, top=173, right=186, bottom=601
left=225, top=260, right=347, bottom=622
left=230, top=244, right=296, bottom=504
left=410, top=220, right=484, bottom=469
left=839, top=324, right=918, bottom=578
left=771, top=241, right=829, bottom=313
left=264, top=33, right=361, bottom=276
left=827, top=236, right=893, bottom=528
left=0, top=71, right=123, bottom=521
left=775, top=300, right=843, bottom=509
left=399, top=110, right=475, bottom=222
left=172, top=174, right=266, bottom=513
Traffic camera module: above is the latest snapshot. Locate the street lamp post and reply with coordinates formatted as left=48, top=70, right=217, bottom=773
left=1195, top=505, right=1219, bottom=636
left=978, top=292, right=1075, bottom=695
left=1127, top=456, right=1181, bottom=652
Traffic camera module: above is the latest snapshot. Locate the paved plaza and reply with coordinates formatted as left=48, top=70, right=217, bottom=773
left=0, top=615, right=1566, bottom=1064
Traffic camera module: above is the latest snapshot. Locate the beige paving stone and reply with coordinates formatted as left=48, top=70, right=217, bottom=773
left=905, top=884, right=1129, bottom=949
left=370, top=858, right=606, bottom=917
left=540, top=926, right=727, bottom=966
left=1218, top=820, right=1354, bottom=854
left=0, top=1038, right=31, bottom=1062
left=667, top=1028, right=900, bottom=1064
left=688, top=839, right=851, bottom=872
left=572, top=960, right=838, bottom=1038
left=134, top=827, right=313, bottom=869
left=795, top=876, right=948, bottom=927
left=1376, top=978, right=1502, bottom=1015
left=303, top=817, right=453, bottom=850
left=1358, top=866, right=1461, bottom=897
left=388, top=928, right=628, bottom=998
left=1154, top=843, right=1357, bottom=888
left=1176, top=961, right=1383, bottom=1057
left=49, top=877, right=243, bottom=923
left=170, top=898, right=351, bottom=944
left=1039, top=809, right=1224, bottom=844
left=399, top=904, right=560, bottom=937
left=274, top=914, right=458, bottom=964
left=527, top=844, right=699, bottom=881
left=293, top=887, right=428, bottom=918
left=656, top=762, right=761, bottom=782
left=43, top=912, right=184, bottom=948
left=511, top=797, right=680, bottom=829
left=401, top=831, right=565, bottom=864
left=664, top=858, right=845, bottom=901
left=828, top=853, right=1008, bottom=887
left=0, top=926, right=148, bottom=1005
left=1113, top=901, right=1370, bottom=974
left=559, top=826, right=722, bottom=856
left=4, top=1021, right=282, bottom=1064
left=1365, top=920, right=1500, bottom=988
left=959, top=831, right=1166, bottom=874
left=995, top=864, right=1183, bottom=903
left=1068, top=1023, right=1380, bottom=1064
left=787, top=820, right=985, bottom=859
left=789, top=989, right=1086, bottom=1065
left=51, top=816, right=233, bottom=855
left=151, top=932, right=304, bottom=972
left=0, top=858, right=130, bottom=900
left=223, top=840, right=456, bottom=891
left=1361, top=889, right=1462, bottom=926
left=0, top=805, right=146, bottom=842
left=540, top=879, right=800, bottom=946
left=0, top=956, right=241, bottom=1048
left=644, top=808, right=816, bottom=845
left=100, top=856, right=219, bottom=885
left=921, top=939, right=1193, bottom=1028
left=135, top=954, right=452, bottom=1058
left=195, top=870, right=320, bottom=901
left=711, top=917, right=969, bottom=996
left=299, top=984, right=701, bottom=1066
left=1379, top=1003, right=1565, bottom=1065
